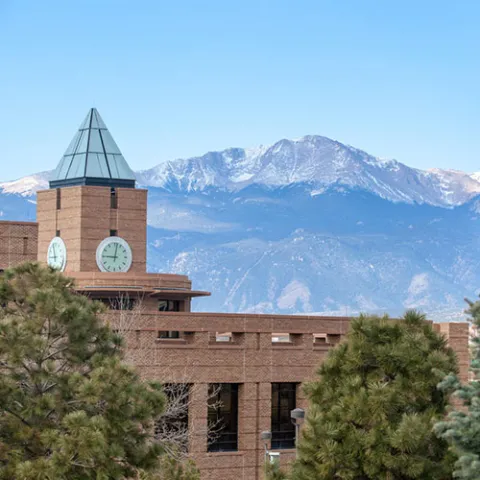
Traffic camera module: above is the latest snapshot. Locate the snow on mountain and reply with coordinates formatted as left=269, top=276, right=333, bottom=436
left=0, top=172, right=50, bottom=197
left=137, top=135, right=480, bottom=207
left=2, top=135, right=480, bottom=208
left=470, top=171, right=480, bottom=183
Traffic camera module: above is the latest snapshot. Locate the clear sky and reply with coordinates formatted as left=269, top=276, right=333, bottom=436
left=1, top=0, right=479, bottom=180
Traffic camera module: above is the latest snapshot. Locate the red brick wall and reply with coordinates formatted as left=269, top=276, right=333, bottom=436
left=0, top=220, right=38, bottom=269
left=436, top=322, right=470, bottom=382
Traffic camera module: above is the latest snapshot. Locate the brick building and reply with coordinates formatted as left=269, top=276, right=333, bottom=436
left=0, top=220, right=38, bottom=270
left=0, top=108, right=470, bottom=480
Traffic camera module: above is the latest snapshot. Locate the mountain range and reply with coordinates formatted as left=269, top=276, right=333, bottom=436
left=1, top=135, right=479, bottom=320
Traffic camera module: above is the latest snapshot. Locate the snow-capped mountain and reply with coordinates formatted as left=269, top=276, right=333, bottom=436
left=3, top=135, right=480, bottom=207
left=1, top=134, right=479, bottom=320
left=136, top=135, right=480, bottom=207
left=0, top=172, right=50, bottom=197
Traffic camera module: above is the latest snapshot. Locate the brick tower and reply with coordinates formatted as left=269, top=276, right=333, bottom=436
left=37, top=108, right=147, bottom=273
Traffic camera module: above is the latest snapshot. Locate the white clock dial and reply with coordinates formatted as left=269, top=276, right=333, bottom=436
left=47, top=237, right=67, bottom=271
left=96, top=237, right=132, bottom=273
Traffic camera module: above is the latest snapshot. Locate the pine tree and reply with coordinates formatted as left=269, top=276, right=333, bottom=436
left=290, top=311, right=458, bottom=480
left=265, top=459, right=288, bottom=480
left=434, top=298, right=480, bottom=479
left=150, top=456, right=200, bottom=480
left=0, top=263, right=184, bottom=479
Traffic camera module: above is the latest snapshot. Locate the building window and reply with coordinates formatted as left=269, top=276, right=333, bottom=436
left=158, top=300, right=180, bottom=312
left=271, top=383, right=296, bottom=449
left=96, top=297, right=136, bottom=310
left=56, top=189, right=61, bottom=210
left=155, top=384, right=190, bottom=453
left=208, top=383, right=239, bottom=452
left=110, top=187, right=117, bottom=209
left=56, top=230, right=61, bottom=237
left=158, top=331, right=180, bottom=339
left=110, top=229, right=117, bottom=237
left=22, top=237, right=28, bottom=255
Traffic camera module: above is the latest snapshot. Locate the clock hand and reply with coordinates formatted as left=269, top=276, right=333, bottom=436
left=113, top=244, right=118, bottom=261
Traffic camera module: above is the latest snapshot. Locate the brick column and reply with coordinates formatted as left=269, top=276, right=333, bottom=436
left=257, top=382, right=273, bottom=480
left=438, top=322, right=470, bottom=383
left=190, top=382, right=209, bottom=454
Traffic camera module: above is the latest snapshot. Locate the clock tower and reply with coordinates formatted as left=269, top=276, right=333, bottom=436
left=37, top=108, right=147, bottom=274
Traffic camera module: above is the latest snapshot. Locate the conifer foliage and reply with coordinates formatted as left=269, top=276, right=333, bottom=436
left=290, top=311, right=458, bottom=480
left=0, top=263, right=167, bottom=479
left=265, top=460, right=288, bottom=480
left=435, top=298, right=480, bottom=479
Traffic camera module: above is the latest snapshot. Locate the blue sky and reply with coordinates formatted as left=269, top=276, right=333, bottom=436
left=1, top=0, right=479, bottom=180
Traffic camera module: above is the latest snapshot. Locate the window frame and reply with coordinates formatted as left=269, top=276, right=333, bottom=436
left=158, top=331, right=180, bottom=339
left=158, top=300, right=180, bottom=312
left=110, top=187, right=118, bottom=209
left=271, top=382, right=297, bottom=450
left=207, top=383, right=239, bottom=452
left=96, top=297, right=136, bottom=310
left=155, top=383, right=190, bottom=453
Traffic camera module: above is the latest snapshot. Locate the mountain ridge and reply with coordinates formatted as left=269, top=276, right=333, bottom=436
left=2, top=135, right=480, bottom=208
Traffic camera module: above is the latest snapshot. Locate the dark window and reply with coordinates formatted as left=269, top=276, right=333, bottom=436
left=110, top=187, right=117, bottom=209
left=158, top=300, right=180, bottom=312
left=110, top=229, right=117, bottom=237
left=56, top=230, right=61, bottom=237
left=208, top=383, right=239, bottom=452
left=56, top=189, right=61, bottom=210
left=155, top=384, right=190, bottom=452
left=22, top=237, right=28, bottom=255
left=158, top=331, right=180, bottom=339
left=97, top=297, right=136, bottom=310
left=0, top=270, right=5, bottom=306
left=271, top=383, right=296, bottom=449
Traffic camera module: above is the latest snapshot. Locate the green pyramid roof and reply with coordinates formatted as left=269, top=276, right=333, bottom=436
left=50, top=108, right=136, bottom=189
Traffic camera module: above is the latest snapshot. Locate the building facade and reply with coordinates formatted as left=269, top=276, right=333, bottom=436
left=0, top=220, right=38, bottom=270
left=0, top=108, right=470, bottom=480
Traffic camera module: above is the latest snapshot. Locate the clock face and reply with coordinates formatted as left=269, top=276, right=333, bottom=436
left=47, top=237, right=67, bottom=271
left=96, top=237, right=132, bottom=273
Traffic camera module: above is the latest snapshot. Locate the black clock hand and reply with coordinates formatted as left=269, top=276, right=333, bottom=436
left=113, top=244, right=118, bottom=261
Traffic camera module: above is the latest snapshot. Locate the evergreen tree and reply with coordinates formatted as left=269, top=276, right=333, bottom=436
left=0, top=263, right=176, bottom=479
left=290, top=311, right=458, bottom=480
left=265, top=459, right=288, bottom=480
left=435, top=298, right=480, bottom=479
left=150, top=456, right=200, bottom=480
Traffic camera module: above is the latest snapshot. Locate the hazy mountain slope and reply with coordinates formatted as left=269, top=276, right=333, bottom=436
left=145, top=185, right=480, bottom=319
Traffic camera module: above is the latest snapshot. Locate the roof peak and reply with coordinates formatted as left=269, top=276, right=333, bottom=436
left=49, top=108, right=136, bottom=189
